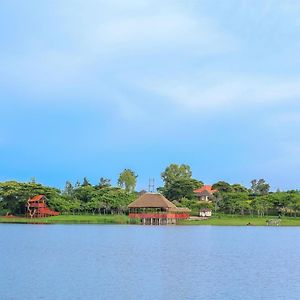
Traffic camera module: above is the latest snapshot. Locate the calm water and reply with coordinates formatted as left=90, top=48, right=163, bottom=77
left=1, top=225, right=300, bottom=300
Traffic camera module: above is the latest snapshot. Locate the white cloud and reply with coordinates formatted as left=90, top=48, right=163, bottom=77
left=0, top=1, right=236, bottom=93
left=87, top=13, right=235, bottom=56
left=138, top=74, right=300, bottom=113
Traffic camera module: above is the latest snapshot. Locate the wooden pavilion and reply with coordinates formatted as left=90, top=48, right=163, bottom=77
left=26, top=195, right=59, bottom=218
left=128, top=193, right=190, bottom=225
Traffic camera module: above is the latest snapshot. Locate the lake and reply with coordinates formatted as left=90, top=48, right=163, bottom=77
left=1, top=224, right=300, bottom=300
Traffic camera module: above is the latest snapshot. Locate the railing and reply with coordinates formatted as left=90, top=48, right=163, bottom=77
left=28, top=203, right=46, bottom=208
left=129, top=213, right=189, bottom=219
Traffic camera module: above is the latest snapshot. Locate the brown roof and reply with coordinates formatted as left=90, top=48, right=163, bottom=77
left=169, top=207, right=191, bottom=213
left=128, top=193, right=177, bottom=209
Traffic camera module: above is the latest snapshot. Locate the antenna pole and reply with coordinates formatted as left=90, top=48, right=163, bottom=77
left=148, top=178, right=155, bottom=193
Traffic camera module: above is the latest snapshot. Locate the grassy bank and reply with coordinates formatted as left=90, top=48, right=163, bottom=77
left=1, top=214, right=300, bottom=226
left=0, top=214, right=130, bottom=224
left=179, top=215, right=300, bottom=226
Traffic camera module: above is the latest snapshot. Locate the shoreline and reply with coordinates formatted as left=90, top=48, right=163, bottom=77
left=1, top=215, right=300, bottom=226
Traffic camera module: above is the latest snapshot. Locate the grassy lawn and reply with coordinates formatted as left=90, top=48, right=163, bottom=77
left=178, top=215, right=300, bottom=226
left=0, top=214, right=130, bottom=224
left=1, top=214, right=300, bottom=226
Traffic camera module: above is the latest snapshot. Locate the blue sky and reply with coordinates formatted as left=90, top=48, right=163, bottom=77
left=1, top=0, right=300, bottom=190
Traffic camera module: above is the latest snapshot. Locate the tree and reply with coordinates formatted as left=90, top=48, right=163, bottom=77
left=63, top=181, right=74, bottom=196
left=0, top=181, right=61, bottom=215
left=231, top=184, right=248, bottom=193
left=219, top=192, right=250, bottom=215
left=251, top=195, right=271, bottom=216
left=82, top=177, right=91, bottom=187
left=73, top=185, right=95, bottom=202
left=212, top=181, right=233, bottom=193
left=96, top=177, right=111, bottom=189
left=251, top=179, right=270, bottom=196
left=159, top=164, right=202, bottom=200
left=160, top=178, right=202, bottom=201
left=118, top=169, right=137, bottom=192
left=161, top=164, right=192, bottom=188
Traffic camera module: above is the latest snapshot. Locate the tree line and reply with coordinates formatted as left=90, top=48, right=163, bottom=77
left=1, top=164, right=300, bottom=217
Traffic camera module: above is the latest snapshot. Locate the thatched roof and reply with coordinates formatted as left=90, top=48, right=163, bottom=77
left=128, top=193, right=177, bottom=209
left=169, top=207, right=191, bottom=213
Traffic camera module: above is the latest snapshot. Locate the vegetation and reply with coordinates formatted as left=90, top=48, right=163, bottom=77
left=1, top=163, right=300, bottom=224
left=0, top=172, right=136, bottom=216
left=118, top=169, right=137, bottom=192
left=2, top=214, right=300, bottom=226
left=159, top=164, right=203, bottom=200
left=179, top=215, right=300, bottom=226
left=0, top=214, right=130, bottom=224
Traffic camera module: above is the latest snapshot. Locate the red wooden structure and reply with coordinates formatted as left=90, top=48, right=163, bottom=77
left=128, top=193, right=190, bottom=225
left=27, top=195, right=59, bottom=218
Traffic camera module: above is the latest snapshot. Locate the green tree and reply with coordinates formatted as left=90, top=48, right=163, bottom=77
left=231, top=183, right=248, bottom=193
left=63, top=181, right=74, bottom=196
left=118, top=169, right=137, bottom=192
left=0, top=181, right=61, bottom=215
left=161, top=164, right=192, bottom=188
left=251, top=179, right=270, bottom=196
left=160, top=177, right=202, bottom=201
left=96, top=177, right=111, bottom=189
left=82, top=177, right=91, bottom=187
left=212, top=181, right=233, bottom=193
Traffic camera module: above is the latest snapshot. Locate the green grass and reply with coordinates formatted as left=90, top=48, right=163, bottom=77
left=0, top=214, right=130, bottom=224
left=178, top=215, right=300, bottom=226
left=1, top=214, right=300, bottom=226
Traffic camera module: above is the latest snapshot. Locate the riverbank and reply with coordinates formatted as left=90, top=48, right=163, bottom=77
left=0, top=215, right=130, bottom=224
left=178, top=215, right=300, bottom=226
left=1, top=214, right=300, bottom=226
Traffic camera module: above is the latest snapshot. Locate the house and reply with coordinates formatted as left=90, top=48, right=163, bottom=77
left=199, top=208, right=212, bottom=218
left=27, top=195, right=59, bottom=218
left=194, top=185, right=217, bottom=201
left=128, top=193, right=190, bottom=225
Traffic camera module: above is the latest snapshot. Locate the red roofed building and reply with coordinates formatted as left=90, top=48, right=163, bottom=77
left=194, top=185, right=217, bottom=202
left=27, top=195, right=59, bottom=218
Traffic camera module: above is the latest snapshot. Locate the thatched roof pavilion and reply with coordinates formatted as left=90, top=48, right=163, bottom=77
left=128, top=193, right=177, bottom=209
left=128, top=193, right=190, bottom=225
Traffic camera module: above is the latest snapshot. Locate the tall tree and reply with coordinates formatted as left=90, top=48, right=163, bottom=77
left=251, top=179, right=270, bottom=196
left=212, top=181, right=233, bottom=193
left=161, top=164, right=192, bottom=188
left=161, top=177, right=202, bottom=201
left=160, top=164, right=202, bottom=200
left=96, top=177, right=111, bottom=189
left=63, top=181, right=74, bottom=196
left=118, top=169, right=137, bottom=192
left=82, top=177, right=91, bottom=187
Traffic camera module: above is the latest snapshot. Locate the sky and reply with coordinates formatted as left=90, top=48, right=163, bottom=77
left=1, top=0, right=300, bottom=191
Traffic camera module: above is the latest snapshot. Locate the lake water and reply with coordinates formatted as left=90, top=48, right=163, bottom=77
left=1, top=225, right=300, bottom=300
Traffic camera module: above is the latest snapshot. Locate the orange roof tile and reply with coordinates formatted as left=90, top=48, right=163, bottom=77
left=28, top=195, right=45, bottom=202
left=194, top=185, right=217, bottom=194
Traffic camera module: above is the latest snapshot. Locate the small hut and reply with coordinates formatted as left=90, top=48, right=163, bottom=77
left=128, top=193, right=190, bottom=225
left=27, top=195, right=59, bottom=218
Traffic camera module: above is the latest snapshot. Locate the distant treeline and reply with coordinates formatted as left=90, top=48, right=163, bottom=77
left=1, top=164, right=300, bottom=217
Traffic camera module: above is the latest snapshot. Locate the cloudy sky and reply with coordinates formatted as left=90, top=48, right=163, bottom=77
left=1, top=0, right=300, bottom=190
